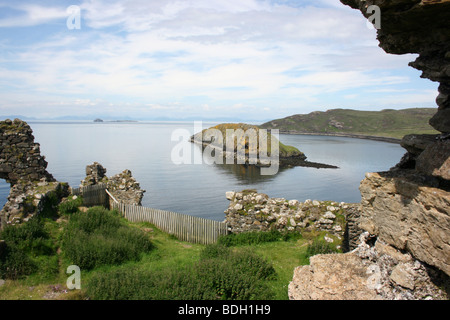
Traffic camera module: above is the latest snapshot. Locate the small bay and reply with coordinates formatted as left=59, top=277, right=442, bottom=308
left=0, top=121, right=405, bottom=221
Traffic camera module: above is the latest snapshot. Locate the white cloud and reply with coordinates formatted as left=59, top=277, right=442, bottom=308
left=0, top=3, right=67, bottom=27
left=0, top=0, right=439, bottom=120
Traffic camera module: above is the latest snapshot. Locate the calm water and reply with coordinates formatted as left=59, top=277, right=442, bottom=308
left=0, top=121, right=405, bottom=221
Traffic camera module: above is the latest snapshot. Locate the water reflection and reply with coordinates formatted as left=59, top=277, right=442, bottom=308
left=211, top=163, right=285, bottom=184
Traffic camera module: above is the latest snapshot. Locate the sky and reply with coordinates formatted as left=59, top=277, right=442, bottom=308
left=0, top=0, right=439, bottom=121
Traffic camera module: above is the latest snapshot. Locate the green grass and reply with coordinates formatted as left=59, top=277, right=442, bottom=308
left=0, top=205, right=341, bottom=300
left=260, top=108, right=439, bottom=140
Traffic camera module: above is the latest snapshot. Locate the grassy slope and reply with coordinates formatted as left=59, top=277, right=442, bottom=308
left=0, top=214, right=326, bottom=300
left=260, top=108, right=439, bottom=140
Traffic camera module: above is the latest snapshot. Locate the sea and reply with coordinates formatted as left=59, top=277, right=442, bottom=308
left=0, top=121, right=405, bottom=221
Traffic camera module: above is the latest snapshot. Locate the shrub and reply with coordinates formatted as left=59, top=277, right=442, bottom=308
left=304, top=238, right=338, bottom=262
left=0, top=217, right=53, bottom=256
left=0, top=243, right=37, bottom=279
left=86, top=245, right=276, bottom=300
left=62, top=207, right=153, bottom=270
left=218, top=230, right=301, bottom=247
left=0, top=216, right=59, bottom=279
left=58, top=196, right=83, bottom=215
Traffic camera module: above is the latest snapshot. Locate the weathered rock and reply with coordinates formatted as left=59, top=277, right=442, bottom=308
left=416, top=139, right=450, bottom=180
left=359, top=170, right=450, bottom=276
left=390, top=263, right=416, bottom=290
left=225, top=191, right=235, bottom=200
left=429, top=108, right=450, bottom=133
left=400, top=134, right=439, bottom=156
left=0, top=119, right=64, bottom=229
left=291, top=0, right=450, bottom=300
left=289, top=253, right=380, bottom=300
left=289, top=233, right=448, bottom=300
left=1, top=181, right=69, bottom=228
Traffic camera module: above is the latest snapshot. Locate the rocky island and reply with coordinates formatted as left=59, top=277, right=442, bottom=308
left=191, top=123, right=338, bottom=170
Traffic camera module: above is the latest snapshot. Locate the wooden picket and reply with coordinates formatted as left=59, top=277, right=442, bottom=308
left=74, top=184, right=228, bottom=245
left=72, top=184, right=109, bottom=207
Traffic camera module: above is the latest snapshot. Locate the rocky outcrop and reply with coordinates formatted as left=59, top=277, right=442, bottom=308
left=341, top=0, right=450, bottom=134
left=0, top=119, right=67, bottom=229
left=224, top=190, right=359, bottom=246
left=80, top=162, right=145, bottom=206
left=359, top=170, right=450, bottom=276
left=191, top=123, right=338, bottom=169
left=289, top=1, right=450, bottom=300
left=289, top=232, right=448, bottom=300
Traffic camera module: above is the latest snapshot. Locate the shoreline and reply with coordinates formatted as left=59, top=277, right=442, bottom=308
left=275, top=131, right=402, bottom=144
left=190, top=138, right=338, bottom=169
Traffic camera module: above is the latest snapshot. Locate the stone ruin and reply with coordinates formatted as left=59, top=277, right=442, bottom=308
left=81, top=162, right=145, bottom=206
left=0, top=119, right=69, bottom=229
left=0, top=119, right=146, bottom=230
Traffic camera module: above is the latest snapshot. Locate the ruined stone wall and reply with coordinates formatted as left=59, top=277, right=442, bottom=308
left=0, top=119, right=66, bottom=229
left=81, top=162, right=145, bottom=206
left=0, top=119, right=54, bottom=185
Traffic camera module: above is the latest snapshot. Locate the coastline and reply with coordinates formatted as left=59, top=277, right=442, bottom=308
left=190, top=137, right=339, bottom=169
left=275, top=131, right=402, bottom=144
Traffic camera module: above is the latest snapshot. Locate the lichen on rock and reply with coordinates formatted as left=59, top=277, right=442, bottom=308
left=224, top=190, right=356, bottom=247
left=80, top=162, right=145, bottom=206
left=0, top=119, right=68, bottom=229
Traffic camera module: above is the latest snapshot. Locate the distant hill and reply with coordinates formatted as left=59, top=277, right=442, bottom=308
left=259, top=108, right=439, bottom=141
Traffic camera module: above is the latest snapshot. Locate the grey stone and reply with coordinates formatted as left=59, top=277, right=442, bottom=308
left=416, top=139, right=450, bottom=181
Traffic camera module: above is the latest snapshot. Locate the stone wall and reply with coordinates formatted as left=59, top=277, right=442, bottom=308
left=0, top=119, right=54, bottom=185
left=0, top=119, right=67, bottom=229
left=224, top=190, right=360, bottom=247
left=80, top=162, right=145, bottom=206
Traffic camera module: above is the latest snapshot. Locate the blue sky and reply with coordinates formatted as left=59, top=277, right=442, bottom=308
left=0, top=0, right=439, bottom=121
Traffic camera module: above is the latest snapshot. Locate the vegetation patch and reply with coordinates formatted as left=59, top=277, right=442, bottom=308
left=86, top=244, right=275, bottom=300
left=218, top=230, right=302, bottom=247
left=62, top=206, right=153, bottom=270
left=0, top=217, right=56, bottom=280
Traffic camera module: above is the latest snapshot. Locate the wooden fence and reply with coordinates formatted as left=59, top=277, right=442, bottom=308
left=72, top=184, right=109, bottom=207
left=110, top=201, right=228, bottom=244
left=72, top=184, right=228, bottom=245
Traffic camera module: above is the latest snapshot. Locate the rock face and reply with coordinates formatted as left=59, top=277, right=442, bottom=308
left=80, top=162, right=145, bottom=206
left=360, top=170, right=450, bottom=276
left=289, top=232, right=448, bottom=300
left=341, top=0, right=450, bottom=134
left=289, top=1, right=450, bottom=300
left=0, top=119, right=67, bottom=229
